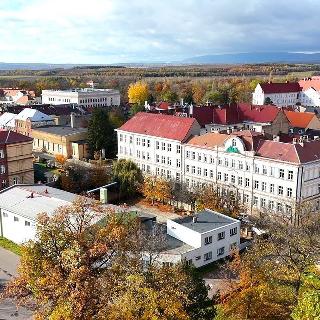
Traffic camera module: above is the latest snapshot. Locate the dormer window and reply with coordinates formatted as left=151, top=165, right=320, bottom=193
left=232, top=139, right=237, bottom=147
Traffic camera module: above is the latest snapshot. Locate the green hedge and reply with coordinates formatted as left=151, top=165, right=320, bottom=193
left=0, top=237, right=21, bottom=255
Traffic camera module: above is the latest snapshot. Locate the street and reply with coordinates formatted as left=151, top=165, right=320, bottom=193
left=0, top=247, right=33, bottom=320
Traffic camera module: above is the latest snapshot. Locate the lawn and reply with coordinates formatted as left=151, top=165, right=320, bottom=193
left=0, top=236, right=21, bottom=255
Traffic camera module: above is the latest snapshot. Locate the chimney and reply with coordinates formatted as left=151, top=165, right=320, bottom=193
left=44, top=188, right=48, bottom=194
left=30, top=192, right=34, bottom=198
left=70, top=112, right=76, bottom=128
left=273, top=135, right=280, bottom=142
left=292, top=137, right=297, bottom=144
left=189, top=103, right=193, bottom=116
left=192, top=216, right=198, bottom=223
left=227, top=127, right=232, bottom=134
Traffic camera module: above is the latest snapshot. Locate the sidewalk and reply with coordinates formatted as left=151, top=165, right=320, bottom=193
left=0, top=247, right=33, bottom=319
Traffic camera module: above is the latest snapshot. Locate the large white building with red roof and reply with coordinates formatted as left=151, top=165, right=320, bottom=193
left=253, top=78, right=320, bottom=108
left=117, top=112, right=320, bottom=220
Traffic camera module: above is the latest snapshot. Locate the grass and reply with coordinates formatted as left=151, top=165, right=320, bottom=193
left=0, top=236, right=21, bottom=255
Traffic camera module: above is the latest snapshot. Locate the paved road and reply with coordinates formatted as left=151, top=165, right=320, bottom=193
left=0, top=248, right=33, bottom=320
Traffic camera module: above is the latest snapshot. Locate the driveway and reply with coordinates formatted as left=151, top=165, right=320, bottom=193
left=0, top=248, right=33, bottom=320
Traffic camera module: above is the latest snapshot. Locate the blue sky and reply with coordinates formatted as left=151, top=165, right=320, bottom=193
left=1, top=0, right=319, bottom=64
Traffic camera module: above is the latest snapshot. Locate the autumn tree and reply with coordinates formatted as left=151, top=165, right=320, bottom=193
left=112, top=159, right=143, bottom=199
left=3, top=197, right=216, bottom=320
left=220, top=211, right=320, bottom=320
left=127, top=81, right=149, bottom=105
left=55, top=154, right=67, bottom=167
left=141, top=175, right=157, bottom=205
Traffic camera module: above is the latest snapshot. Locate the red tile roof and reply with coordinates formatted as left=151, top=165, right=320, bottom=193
left=0, top=130, right=33, bottom=144
left=192, top=103, right=283, bottom=126
left=284, top=111, right=315, bottom=128
left=118, top=112, right=199, bottom=141
left=260, top=82, right=301, bottom=94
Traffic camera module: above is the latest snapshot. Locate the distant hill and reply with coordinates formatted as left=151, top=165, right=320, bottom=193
left=0, top=62, right=84, bottom=70
left=182, top=52, right=320, bottom=64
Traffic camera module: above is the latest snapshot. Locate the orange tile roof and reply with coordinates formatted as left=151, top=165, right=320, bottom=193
left=284, top=111, right=315, bottom=128
left=187, top=133, right=230, bottom=148
left=299, top=77, right=320, bottom=91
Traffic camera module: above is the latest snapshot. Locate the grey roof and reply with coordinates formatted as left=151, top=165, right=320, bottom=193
left=0, top=184, right=77, bottom=221
left=173, top=209, right=238, bottom=233
left=162, top=234, right=195, bottom=255
left=32, top=125, right=87, bottom=136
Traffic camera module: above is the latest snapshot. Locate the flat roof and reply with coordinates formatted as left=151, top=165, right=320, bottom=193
left=0, top=184, right=77, bottom=221
left=32, top=125, right=87, bottom=136
left=42, top=88, right=119, bottom=94
left=162, top=234, right=195, bottom=255
left=172, top=209, right=238, bottom=233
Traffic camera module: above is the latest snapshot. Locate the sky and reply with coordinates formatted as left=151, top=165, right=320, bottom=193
left=0, top=0, right=319, bottom=64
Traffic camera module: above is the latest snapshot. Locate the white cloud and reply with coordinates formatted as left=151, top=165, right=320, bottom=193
left=0, top=0, right=319, bottom=63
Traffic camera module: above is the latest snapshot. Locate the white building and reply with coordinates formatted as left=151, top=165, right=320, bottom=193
left=116, top=112, right=201, bottom=182
left=0, top=184, right=77, bottom=244
left=158, top=210, right=240, bottom=268
left=41, top=88, right=120, bottom=107
left=117, top=113, right=320, bottom=221
left=252, top=82, right=301, bottom=106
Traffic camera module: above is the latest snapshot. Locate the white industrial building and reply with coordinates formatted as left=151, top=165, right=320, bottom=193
left=117, top=112, right=320, bottom=221
left=41, top=88, right=120, bottom=107
left=0, top=185, right=77, bottom=244
left=158, top=210, right=240, bottom=268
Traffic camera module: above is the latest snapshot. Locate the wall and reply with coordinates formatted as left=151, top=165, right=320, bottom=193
left=0, top=209, right=36, bottom=244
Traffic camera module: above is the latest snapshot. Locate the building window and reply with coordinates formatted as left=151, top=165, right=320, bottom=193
left=270, top=167, right=274, bottom=176
left=204, top=169, right=208, bottom=177
left=253, top=196, right=258, bottom=206
left=231, top=159, right=235, bottom=168
left=217, top=172, right=221, bottom=180
left=224, top=158, right=229, bottom=167
left=195, top=256, right=201, bottom=261
left=232, top=139, right=237, bottom=147
left=25, top=220, right=31, bottom=226
left=191, top=166, right=196, bottom=174
left=238, top=177, right=243, bottom=186
left=243, top=194, right=249, bottom=203
left=161, top=156, right=166, bottom=164
left=161, top=142, right=165, bottom=151
left=197, top=167, right=201, bottom=175
left=230, top=242, right=237, bottom=251
left=245, top=178, right=250, bottom=187
left=230, top=227, right=237, bottom=236
left=156, top=155, right=160, bottom=163
left=185, top=259, right=193, bottom=266
left=270, top=184, right=274, bottom=193
left=204, top=252, right=212, bottom=261
left=279, top=169, right=285, bottom=179
left=176, top=145, right=181, bottom=154
left=254, top=165, right=259, bottom=174
left=0, top=149, right=4, bottom=158
left=14, top=216, right=19, bottom=222
left=0, top=165, right=5, bottom=174
left=156, top=141, right=159, bottom=149
left=198, top=153, right=202, bottom=161
left=217, top=247, right=225, bottom=256
left=224, top=173, right=228, bottom=182
left=287, top=188, right=293, bottom=197
left=261, top=198, right=266, bottom=208
left=147, top=140, right=150, bottom=148
left=2, top=211, right=8, bottom=217
left=167, top=143, right=171, bottom=152
left=13, top=177, right=19, bottom=185
left=192, top=152, right=196, bottom=160
left=176, top=159, right=181, bottom=168
left=210, top=170, right=214, bottom=178
left=288, top=170, right=293, bottom=180
left=1, top=180, right=6, bottom=189
left=286, top=205, right=292, bottom=214
left=245, top=163, right=250, bottom=171
left=204, top=236, right=212, bottom=245
left=217, top=231, right=225, bottom=240
left=254, top=180, right=259, bottom=189
left=231, top=175, right=235, bottom=183
left=278, top=186, right=284, bottom=196
left=277, top=203, right=283, bottom=212
left=269, top=200, right=274, bottom=210
left=238, top=161, right=243, bottom=170
left=262, top=165, right=267, bottom=175
left=262, top=182, right=266, bottom=191
left=186, top=165, right=190, bottom=173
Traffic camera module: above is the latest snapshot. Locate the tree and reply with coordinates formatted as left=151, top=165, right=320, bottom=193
left=161, top=90, right=178, bottom=103
left=220, top=211, right=320, bottom=320
left=55, top=154, right=67, bottom=167
left=129, top=103, right=145, bottom=117
left=87, top=108, right=115, bottom=159
left=291, top=268, right=320, bottom=320
left=127, top=81, right=149, bottom=105
left=141, top=175, right=157, bottom=205
left=112, top=159, right=143, bottom=198
left=264, top=97, right=273, bottom=105
left=3, top=197, right=216, bottom=320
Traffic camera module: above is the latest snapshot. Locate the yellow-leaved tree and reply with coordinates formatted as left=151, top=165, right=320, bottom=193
left=127, top=81, right=149, bottom=105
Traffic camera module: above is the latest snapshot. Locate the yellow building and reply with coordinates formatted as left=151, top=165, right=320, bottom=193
left=32, top=126, right=88, bottom=160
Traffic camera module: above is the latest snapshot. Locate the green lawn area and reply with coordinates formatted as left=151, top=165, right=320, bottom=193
left=0, top=236, right=21, bottom=255
left=34, top=162, right=61, bottom=183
